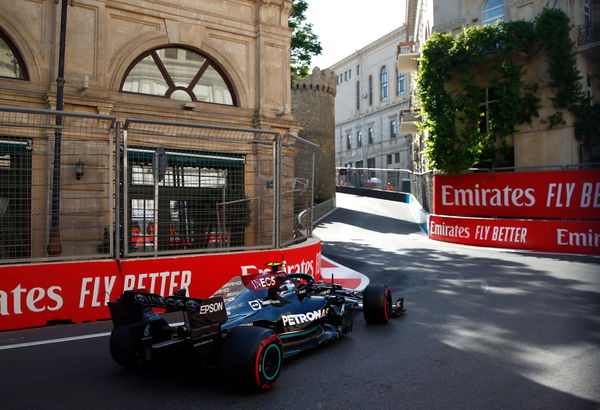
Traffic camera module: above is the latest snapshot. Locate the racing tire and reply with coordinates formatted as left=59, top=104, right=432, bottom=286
left=363, top=284, right=392, bottom=325
left=109, top=324, right=141, bottom=368
left=109, top=318, right=169, bottom=368
left=219, top=326, right=283, bottom=392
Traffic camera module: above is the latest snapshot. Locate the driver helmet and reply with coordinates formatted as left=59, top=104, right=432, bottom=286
left=279, top=279, right=296, bottom=296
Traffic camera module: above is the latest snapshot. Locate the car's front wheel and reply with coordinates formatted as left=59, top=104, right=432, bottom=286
left=363, top=283, right=392, bottom=324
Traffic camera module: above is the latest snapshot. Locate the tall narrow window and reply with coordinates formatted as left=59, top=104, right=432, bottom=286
left=584, top=0, right=590, bottom=26
left=482, top=0, right=504, bottom=26
left=346, top=134, right=352, bottom=150
left=357, top=131, right=363, bottom=148
left=356, top=81, right=360, bottom=110
left=121, top=46, right=236, bottom=105
left=368, top=127, right=374, bottom=144
left=380, top=66, right=388, bottom=101
left=390, top=120, right=397, bottom=138
left=478, top=87, right=498, bottom=134
left=0, top=30, right=28, bottom=80
left=368, top=75, right=373, bottom=105
left=367, top=158, right=376, bottom=177
left=397, top=71, right=405, bottom=95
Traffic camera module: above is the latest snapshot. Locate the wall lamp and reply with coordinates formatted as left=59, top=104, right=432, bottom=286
left=75, top=160, right=84, bottom=180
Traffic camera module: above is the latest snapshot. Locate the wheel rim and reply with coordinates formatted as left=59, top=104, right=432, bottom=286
left=261, top=343, right=282, bottom=381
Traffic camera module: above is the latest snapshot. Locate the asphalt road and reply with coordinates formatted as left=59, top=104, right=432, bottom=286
left=1, top=193, right=599, bottom=409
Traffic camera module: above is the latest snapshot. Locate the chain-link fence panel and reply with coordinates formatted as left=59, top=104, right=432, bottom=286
left=0, top=106, right=116, bottom=264
left=122, top=118, right=280, bottom=256
left=336, top=167, right=413, bottom=193
left=279, top=133, right=318, bottom=247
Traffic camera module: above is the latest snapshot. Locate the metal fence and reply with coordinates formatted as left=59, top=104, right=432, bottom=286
left=0, top=106, right=317, bottom=264
left=336, top=167, right=414, bottom=192
left=279, top=133, right=318, bottom=247
left=0, top=107, right=116, bottom=263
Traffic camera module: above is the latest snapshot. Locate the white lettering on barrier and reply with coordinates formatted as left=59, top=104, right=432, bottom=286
left=0, top=285, right=63, bottom=316
left=556, top=229, right=600, bottom=248
left=429, top=220, right=471, bottom=239
left=580, top=182, right=600, bottom=208
left=79, top=276, right=117, bottom=308
left=122, top=270, right=192, bottom=296
left=241, top=259, right=316, bottom=276
left=441, top=184, right=536, bottom=207
left=490, top=227, right=527, bottom=243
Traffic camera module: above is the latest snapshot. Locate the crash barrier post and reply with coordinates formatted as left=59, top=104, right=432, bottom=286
left=0, top=106, right=318, bottom=265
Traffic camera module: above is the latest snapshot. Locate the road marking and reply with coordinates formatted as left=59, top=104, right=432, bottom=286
left=0, top=332, right=111, bottom=351
left=0, top=322, right=185, bottom=351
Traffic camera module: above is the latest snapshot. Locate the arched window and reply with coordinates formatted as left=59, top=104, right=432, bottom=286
left=483, top=0, right=504, bottom=26
left=0, top=29, right=28, bottom=80
left=380, top=66, right=388, bottom=101
left=121, top=47, right=237, bottom=106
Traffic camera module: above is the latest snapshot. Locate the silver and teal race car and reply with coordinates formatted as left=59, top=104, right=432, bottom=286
left=108, top=263, right=405, bottom=392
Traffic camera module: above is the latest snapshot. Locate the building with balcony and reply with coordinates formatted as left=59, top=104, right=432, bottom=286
left=402, top=0, right=599, bottom=175
left=330, top=26, right=414, bottom=184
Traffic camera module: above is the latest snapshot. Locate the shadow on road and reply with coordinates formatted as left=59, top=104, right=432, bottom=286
left=320, top=235, right=600, bottom=407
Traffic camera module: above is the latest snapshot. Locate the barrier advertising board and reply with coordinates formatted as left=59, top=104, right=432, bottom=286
left=429, top=214, right=600, bottom=255
left=434, top=169, right=600, bottom=219
left=0, top=240, right=322, bottom=331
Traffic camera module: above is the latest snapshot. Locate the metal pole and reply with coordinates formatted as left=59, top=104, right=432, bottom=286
left=47, top=0, right=71, bottom=256
left=309, top=150, right=315, bottom=235
left=273, top=137, right=281, bottom=249
left=114, top=121, right=121, bottom=258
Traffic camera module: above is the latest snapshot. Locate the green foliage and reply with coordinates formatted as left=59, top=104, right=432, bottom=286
left=535, top=7, right=598, bottom=145
left=289, top=0, right=322, bottom=79
left=417, top=21, right=538, bottom=173
left=417, top=7, right=595, bottom=174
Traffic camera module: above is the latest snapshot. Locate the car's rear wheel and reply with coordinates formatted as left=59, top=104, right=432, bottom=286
left=110, top=318, right=169, bottom=368
left=219, top=326, right=283, bottom=392
left=363, top=284, right=392, bottom=324
left=110, top=324, right=142, bottom=368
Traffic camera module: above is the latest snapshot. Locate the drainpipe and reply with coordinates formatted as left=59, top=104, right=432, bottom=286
left=47, top=0, right=73, bottom=256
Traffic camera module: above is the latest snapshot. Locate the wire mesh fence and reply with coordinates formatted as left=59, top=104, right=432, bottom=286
left=122, top=118, right=280, bottom=257
left=336, top=167, right=414, bottom=193
left=0, top=106, right=116, bottom=263
left=0, top=106, right=318, bottom=264
left=280, top=133, right=318, bottom=247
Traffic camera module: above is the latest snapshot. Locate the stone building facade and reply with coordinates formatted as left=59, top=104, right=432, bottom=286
left=330, top=26, right=413, bottom=187
left=400, top=0, right=600, bottom=170
left=0, top=0, right=298, bottom=128
left=0, top=0, right=311, bottom=259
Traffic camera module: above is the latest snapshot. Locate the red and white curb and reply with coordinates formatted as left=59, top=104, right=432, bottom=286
left=320, top=256, right=369, bottom=291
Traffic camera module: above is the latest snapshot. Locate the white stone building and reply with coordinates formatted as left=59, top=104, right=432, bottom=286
left=330, top=26, right=413, bottom=184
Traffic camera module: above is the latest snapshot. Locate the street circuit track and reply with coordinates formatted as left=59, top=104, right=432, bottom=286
left=1, top=193, right=599, bottom=409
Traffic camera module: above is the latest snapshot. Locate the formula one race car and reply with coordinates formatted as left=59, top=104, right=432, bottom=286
left=107, top=263, right=405, bottom=392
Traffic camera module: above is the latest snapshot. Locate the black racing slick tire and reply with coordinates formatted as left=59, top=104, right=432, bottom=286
left=109, top=324, right=141, bottom=368
left=109, top=318, right=169, bottom=368
left=363, top=283, right=392, bottom=325
left=219, top=326, right=283, bottom=392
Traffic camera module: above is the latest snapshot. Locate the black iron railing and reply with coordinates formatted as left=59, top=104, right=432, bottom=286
left=577, top=22, right=600, bottom=46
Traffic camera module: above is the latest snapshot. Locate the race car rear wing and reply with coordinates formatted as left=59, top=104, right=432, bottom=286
left=108, top=290, right=227, bottom=327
